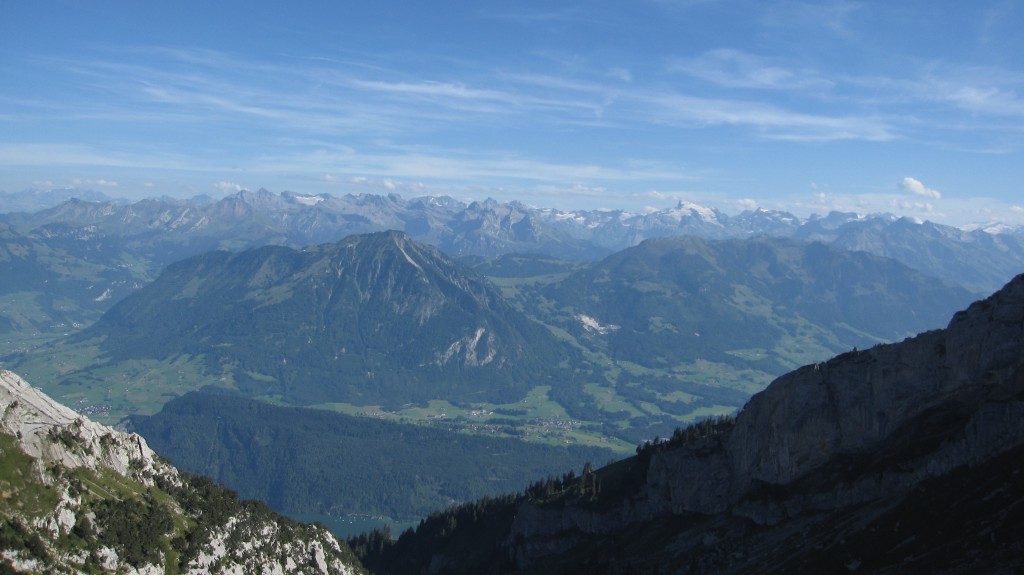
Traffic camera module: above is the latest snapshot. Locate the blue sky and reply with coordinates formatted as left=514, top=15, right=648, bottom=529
left=2, top=1, right=1023, bottom=226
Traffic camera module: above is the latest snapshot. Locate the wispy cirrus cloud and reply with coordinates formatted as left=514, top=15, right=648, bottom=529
left=34, top=43, right=1019, bottom=163
left=0, top=143, right=176, bottom=169
left=255, top=143, right=696, bottom=186
left=638, top=91, right=894, bottom=141
left=42, top=46, right=915, bottom=145
left=668, top=49, right=833, bottom=91
left=759, top=0, right=864, bottom=40
left=841, top=62, right=1024, bottom=121
left=922, top=69, right=1024, bottom=119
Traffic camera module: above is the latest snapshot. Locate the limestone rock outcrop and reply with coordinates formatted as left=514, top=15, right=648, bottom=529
left=0, top=370, right=365, bottom=575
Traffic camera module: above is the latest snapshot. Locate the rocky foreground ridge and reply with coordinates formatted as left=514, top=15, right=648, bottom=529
left=365, top=274, right=1024, bottom=574
left=0, top=370, right=365, bottom=575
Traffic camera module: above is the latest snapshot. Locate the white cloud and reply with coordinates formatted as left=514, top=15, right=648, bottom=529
left=214, top=181, right=243, bottom=193
left=893, top=199, right=936, bottom=213
left=899, top=177, right=941, bottom=199
left=736, top=198, right=760, bottom=211
left=67, top=177, right=118, bottom=188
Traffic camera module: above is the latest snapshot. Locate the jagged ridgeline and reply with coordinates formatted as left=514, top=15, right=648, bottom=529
left=358, top=274, right=1024, bottom=574
left=0, top=370, right=365, bottom=574
left=73, top=230, right=575, bottom=406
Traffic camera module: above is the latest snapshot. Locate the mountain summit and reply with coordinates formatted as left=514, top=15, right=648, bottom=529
left=75, top=230, right=574, bottom=406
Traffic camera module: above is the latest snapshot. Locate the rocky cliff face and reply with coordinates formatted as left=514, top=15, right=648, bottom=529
left=727, top=273, right=1024, bottom=511
left=371, top=274, right=1024, bottom=574
left=0, top=370, right=158, bottom=483
left=0, top=370, right=366, bottom=575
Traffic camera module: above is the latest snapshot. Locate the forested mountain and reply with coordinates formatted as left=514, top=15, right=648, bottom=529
left=513, top=235, right=976, bottom=374
left=0, top=208, right=1002, bottom=546
left=131, top=390, right=614, bottom=524
left=0, top=370, right=365, bottom=574
left=357, top=273, right=1024, bottom=574
left=491, top=235, right=977, bottom=425
left=71, top=230, right=575, bottom=407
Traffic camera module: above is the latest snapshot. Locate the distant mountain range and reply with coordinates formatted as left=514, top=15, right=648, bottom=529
left=3, top=189, right=1019, bottom=362
left=3, top=189, right=1023, bottom=293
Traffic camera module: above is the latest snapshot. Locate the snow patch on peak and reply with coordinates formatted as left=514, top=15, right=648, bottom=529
left=671, top=201, right=721, bottom=224
left=291, top=194, right=325, bottom=206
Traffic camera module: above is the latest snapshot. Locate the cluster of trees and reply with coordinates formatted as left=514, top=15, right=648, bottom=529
left=523, top=461, right=601, bottom=502
left=351, top=492, right=521, bottom=575
left=636, top=414, right=737, bottom=456
left=92, top=490, right=174, bottom=566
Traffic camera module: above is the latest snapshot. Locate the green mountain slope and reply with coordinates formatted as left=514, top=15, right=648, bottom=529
left=0, top=223, right=146, bottom=356
left=516, top=236, right=976, bottom=375
left=73, top=230, right=576, bottom=407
